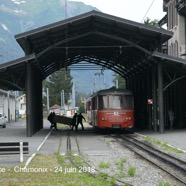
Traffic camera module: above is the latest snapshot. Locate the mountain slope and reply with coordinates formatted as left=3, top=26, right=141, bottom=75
left=0, top=0, right=98, bottom=63
left=0, top=0, right=114, bottom=93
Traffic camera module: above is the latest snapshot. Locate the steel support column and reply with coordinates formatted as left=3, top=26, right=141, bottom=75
left=152, top=63, right=157, bottom=132
left=126, top=78, right=129, bottom=89
left=146, top=69, right=152, bottom=130
left=158, top=62, right=164, bottom=133
left=26, top=62, right=34, bottom=137
left=26, top=64, right=43, bottom=136
left=32, top=74, right=37, bottom=134
left=35, top=75, right=43, bottom=132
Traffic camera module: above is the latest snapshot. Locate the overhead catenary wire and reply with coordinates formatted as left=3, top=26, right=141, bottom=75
left=141, top=0, right=155, bottom=23
left=128, top=0, right=156, bottom=55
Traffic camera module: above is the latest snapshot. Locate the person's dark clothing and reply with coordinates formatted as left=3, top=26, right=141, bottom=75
left=48, top=112, right=53, bottom=123
left=48, top=112, right=58, bottom=130
left=76, top=113, right=85, bottom=131
left=71, top=113, right=77, bottom=131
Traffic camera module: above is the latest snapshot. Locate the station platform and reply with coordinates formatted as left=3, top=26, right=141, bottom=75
left=0, top=120, right=52, bottom=167
left=138, top=129, right=186, bottom=152
left=0, top=120, right=186, bottom=168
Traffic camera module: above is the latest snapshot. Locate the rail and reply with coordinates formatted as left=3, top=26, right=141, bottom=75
left=118, top=134, right=186, bottom=185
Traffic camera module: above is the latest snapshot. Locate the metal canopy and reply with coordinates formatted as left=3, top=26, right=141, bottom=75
left=1, top=10, right=186, bottom=136
left=0, top=10, right=176, bottom=91
left=152, top=52, right=186, bottom=76
left=0, top=54, right=36, bottom=90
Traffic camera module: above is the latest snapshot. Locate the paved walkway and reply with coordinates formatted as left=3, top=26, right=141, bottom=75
left=0, top=120, right=52, bottom=167
left=139, top=129, right=186, bottom=151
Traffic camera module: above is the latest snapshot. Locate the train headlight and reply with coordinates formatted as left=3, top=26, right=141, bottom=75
left=126, top=117, right=132, bottom=120
left=101, top=118, right=107, bottom=121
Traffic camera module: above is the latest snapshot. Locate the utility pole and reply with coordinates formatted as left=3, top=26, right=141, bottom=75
left=93, top=76, right=96, bottom=92
left=94, top=72, right=104, bottom=91
left=61, top=90, right=65, bottom=108
left=81, top=97, right=87, bottom=113
left=116, top=79, right=118, bottom=89
left=68, top=92, right=72, bottom=109
left=46, top=88, right=49, bottom=114
left=72, top=83, right=76, bottom=109
left=7, top=91, right=10, bottom=122
left=14, top=91, right=18, bottom=122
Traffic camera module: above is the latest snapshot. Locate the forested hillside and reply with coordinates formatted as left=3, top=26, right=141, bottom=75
left=0, top=0, right=98, bottom=63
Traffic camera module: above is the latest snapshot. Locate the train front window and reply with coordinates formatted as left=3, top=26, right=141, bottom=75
left=92, top=97, right=97, bottom=110
left=98, top=96, right=108, bottom=109
left=109, top=95, right=122, bottom=109
left=124, top=95, right=134, bottom=109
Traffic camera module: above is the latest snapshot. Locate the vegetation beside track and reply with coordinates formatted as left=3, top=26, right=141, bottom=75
left=0, top=154, right=113, bottom=186
left=143, top=136, right=185, bottom=153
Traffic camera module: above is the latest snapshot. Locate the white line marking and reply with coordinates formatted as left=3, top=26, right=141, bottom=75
left=24, top=131, right=52, bottom=169
left=37, top=131, right=51, bottom=151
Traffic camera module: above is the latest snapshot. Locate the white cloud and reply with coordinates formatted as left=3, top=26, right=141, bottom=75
left=11, top=0, right=26, bottom=4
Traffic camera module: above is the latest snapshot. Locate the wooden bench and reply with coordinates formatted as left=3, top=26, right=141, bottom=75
left=0, top=142, right=29, bottom=162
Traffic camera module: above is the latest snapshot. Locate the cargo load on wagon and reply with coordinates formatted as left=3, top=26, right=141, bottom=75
left=53, top=115, right=72, bottom=126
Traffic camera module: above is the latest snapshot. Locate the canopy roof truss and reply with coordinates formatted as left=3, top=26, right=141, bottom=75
left=1, top=10, right=185, bottom=91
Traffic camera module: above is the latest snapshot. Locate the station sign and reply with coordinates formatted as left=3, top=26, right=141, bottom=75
left=147, top=99, right=153, bottom=105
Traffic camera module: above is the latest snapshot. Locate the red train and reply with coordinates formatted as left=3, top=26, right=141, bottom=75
left=86, top=88, right=134, bottom=129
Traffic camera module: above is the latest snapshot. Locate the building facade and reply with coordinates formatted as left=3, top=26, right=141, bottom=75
left=17, top=94, right=26, bottom=118
left=163, top=0, right=186, bottom=59
left=161, top=0, right=186, bottom=128
left=0, top=89, right=16, bottom=121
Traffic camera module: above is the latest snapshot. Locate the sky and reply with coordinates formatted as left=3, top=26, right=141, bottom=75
left=69, top=0, right=166, bottom=94
left=70, top=0, right=165, bottom=23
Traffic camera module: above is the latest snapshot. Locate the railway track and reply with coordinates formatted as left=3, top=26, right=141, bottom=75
left=116, top=134, right=186, bottom=185
left=64, top=131, right=133, bottom=186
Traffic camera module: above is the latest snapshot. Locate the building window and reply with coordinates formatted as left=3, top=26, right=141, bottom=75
left=168, top=1, right=178, bottom=30
left=170, top=43, right=174, bottom=56
left=168, top=4, right=172, bottom=29
left=174, top=1, right=178, bottom=26
left=169, top=41, right=178, bottom=57
left=175, top=40, right=178, bottom=57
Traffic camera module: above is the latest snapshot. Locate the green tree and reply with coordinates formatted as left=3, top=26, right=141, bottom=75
left=75, top=92, right=91, bottom=113
left=144, top=17, right=159, bottom=27
left=43, top=68, right=73, bottom=107
left=112, top=73, right=126, bottom=89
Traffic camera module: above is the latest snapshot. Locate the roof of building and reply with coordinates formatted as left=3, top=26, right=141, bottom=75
left=0, top=10, right=184, bottom=91
left=50, top=104, right=61, bottom=109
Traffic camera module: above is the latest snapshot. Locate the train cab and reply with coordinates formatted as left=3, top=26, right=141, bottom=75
left=87, top=88, right=134, bottom=129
